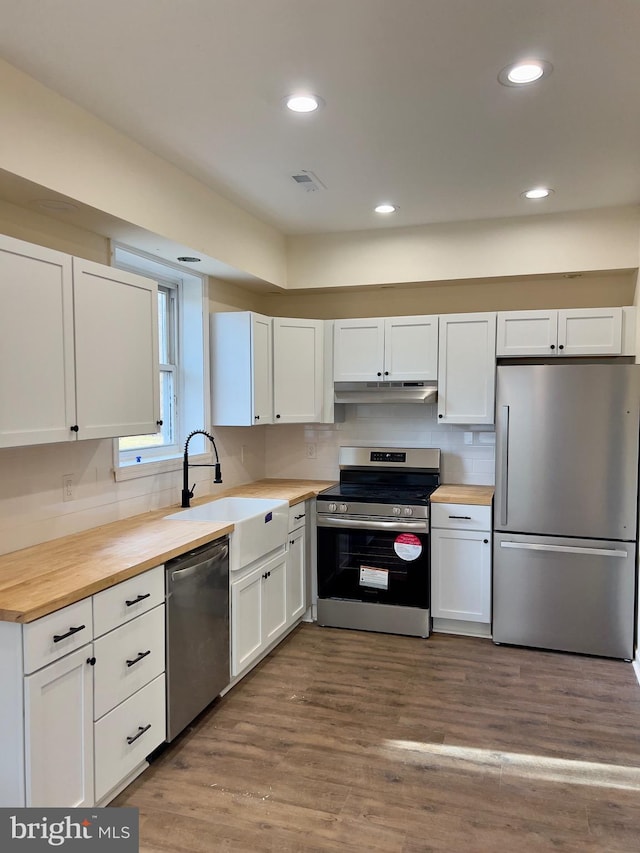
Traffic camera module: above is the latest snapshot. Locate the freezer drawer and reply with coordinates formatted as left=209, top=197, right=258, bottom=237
left=493, top=533, right=635, bottom=659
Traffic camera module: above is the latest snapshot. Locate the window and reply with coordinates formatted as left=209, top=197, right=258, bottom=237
left=112, top=245, right=209, bottom=478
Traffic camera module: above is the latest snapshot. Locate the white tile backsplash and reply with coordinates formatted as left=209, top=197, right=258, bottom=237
left=265, top=403, right=496, bottom=485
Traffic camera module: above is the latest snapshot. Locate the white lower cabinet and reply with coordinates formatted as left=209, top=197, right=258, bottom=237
left=94, top=674, right=166, bottom=802
left=24, top=645, right=94, bottom=807
left=0, top=565, right=166, bottom=808
left=231, top=549, right=288, bottom=677
left=286, top=526, right=306, bottom=624
left=431, top=503, right=492, bottom=634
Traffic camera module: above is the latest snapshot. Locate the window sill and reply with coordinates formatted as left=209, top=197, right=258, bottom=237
left=113, top=451, right=212, bottom=482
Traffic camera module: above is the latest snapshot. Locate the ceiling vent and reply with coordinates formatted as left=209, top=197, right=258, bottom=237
left=291, top=170, right=326, bottom=192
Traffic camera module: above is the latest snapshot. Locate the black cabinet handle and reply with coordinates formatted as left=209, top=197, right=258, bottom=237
left=262, top=571, right=271, bottom=579
left=156, top=420, right=163, bottom=427
left=438, top=414, right=443, bottom=419
left=483, top=539, right=489, bottom=544
left=125, top=593, right=151, bottom=607
left=87, top=656, right=96, bottom=666
left=448, top=515, right=471, bottom=520
left=276, top=414, right=281, bottom=419
left=558, top=344, right=564, bottom=350
left=550, top=344, right=556, bottom=350
left=290, top=539, right=295, bottom=545
left=254, top=415, right=260, bottom=420
left=384, top=371, right=389, bottom=376
left=126, top=724, right=151, bottom=745
left=294, top=513, right=305, bottom=520
left=126, top=650, right=151, bottom=668
left=377, top=372, right=382, bottom=377
left=53, top=625, right=85, bottom=643
left=70, top=424, right=79, bottom=432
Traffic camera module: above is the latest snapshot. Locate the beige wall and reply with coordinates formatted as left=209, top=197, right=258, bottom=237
left=0, top=197, right=110, bottom=263
left=263, top=272, right=636, bottom=319
left=0, top=59, right=286, bottom=287
left=287, top=207, right=640, bottom=290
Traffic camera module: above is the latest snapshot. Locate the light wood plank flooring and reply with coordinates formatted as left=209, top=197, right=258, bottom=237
left=114, top=625, right=640, bottom=852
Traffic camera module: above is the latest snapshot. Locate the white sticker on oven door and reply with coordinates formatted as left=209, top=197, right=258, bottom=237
left=359, top=565, right=389, bottom=590
left=394, top=532, right=422, bottom=561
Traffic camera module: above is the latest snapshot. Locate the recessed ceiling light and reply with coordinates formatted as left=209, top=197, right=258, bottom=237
left=521, top=187, right=554, bottom=200
left=498, top=60, right=553, bottom=87
left=177, top=256, right=201, bottom=263
left=374, top=204, right=398, bottom=214
left=34, top=199, right=79, bottom=212
left=285, top=94, right=322, bottom=113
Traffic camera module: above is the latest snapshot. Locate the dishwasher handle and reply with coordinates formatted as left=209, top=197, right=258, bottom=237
left=169, top=543, right=229, bottom=582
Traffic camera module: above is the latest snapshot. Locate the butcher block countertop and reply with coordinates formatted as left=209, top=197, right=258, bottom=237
left=0, top=478, right=334, bottom=624
left=430, top=485, right=494, bottom=506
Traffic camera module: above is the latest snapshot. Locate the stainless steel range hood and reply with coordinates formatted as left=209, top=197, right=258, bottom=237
left=334, top=381, right=438, bottom=404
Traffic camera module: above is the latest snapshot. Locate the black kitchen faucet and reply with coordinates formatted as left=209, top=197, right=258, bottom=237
left=181, top=429, right=222, bottom=507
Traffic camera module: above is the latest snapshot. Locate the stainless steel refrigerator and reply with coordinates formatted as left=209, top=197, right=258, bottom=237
left=493, top=363, right=639, bottom=659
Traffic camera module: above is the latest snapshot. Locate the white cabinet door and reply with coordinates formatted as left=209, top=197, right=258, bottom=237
left=273, top=318, right=324, bottom=423
left=24, top=646, right=94, bottom=807
left=72, top=259, right=159, bottom=440
left=231, top=566, right=263, bottom=677
left=262, top=554, right=288, bottom=644
left=496, top=310, right=557, bottom=357
left=431, top=529, right=491, bottom=623
left=438, top=313, right=496, bottom=424
left=383, top=315, right=438, bottom=381
left=558, top=307, right=623, bottom=355
left=333, top=318, right=385, bottom=381
left=251, top=313, right=274, bottom=424
left=0, top=235, right=76, bottom=448
left=286, top=526, right=306, bottom=624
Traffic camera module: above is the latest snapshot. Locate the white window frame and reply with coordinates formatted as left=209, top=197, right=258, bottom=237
left=111, top=244, right=211, bottom=481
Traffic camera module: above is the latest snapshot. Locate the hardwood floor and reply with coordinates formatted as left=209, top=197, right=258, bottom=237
left=114, top=625, right=640, bottom=852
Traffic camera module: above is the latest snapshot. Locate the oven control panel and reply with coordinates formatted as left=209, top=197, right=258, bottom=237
left=370, top=451, right=406, bottom=463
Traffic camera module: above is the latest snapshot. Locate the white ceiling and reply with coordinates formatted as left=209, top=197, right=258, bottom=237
left=1, top=0, right=639, bottom=236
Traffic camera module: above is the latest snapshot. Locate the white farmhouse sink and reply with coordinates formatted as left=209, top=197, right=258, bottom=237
left=165, top=497, right=289, bottom=571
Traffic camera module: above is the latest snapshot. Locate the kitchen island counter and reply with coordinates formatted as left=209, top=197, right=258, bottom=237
left=0, top=478, right=334, bottom=623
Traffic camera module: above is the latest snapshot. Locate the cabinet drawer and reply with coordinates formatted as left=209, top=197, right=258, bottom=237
left=93, top=565, right=164, bottom=638
left=93, top=605, right=165, bottom=720
left=23, top=598, right=93, bottom=675
left=288, top=502, right=307, bottom=531
left=94, top=673, right=165, bottom=802
left=431, top=503, right=492, bottom=531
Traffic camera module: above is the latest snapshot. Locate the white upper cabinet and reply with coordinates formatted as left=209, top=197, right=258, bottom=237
left=273, top=318, right=324, bottom=423
left=211, top=311, right=273, bottom=426
left=497, top=307, right=623, bottom=357
left=0, top=237, right=75, bottom=447
left=211, top=312, right=326, bottom=426
left=333, top=315, right=438, bottom=382
left=333, top=318, right=385, bottom=381
left=0, top=236, right=159, bottom=448
left=438, top=313, right=496, bottom=425
left=72, top=259, right=160, bottom=440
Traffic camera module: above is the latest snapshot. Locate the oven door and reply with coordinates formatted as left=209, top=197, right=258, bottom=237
left=317, top=516, right=429, bottom=608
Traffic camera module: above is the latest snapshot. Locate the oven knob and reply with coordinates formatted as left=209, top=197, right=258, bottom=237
left=339, top=504, right=348, bottom=513
left=392, top=506, right=402, bottom=516
left=403, top=507, right=414, bottom=516
left=328, top=502, right=337, bottom=513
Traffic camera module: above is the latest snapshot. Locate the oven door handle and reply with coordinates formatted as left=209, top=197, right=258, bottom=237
left=317, top=516, right=429, bottom=532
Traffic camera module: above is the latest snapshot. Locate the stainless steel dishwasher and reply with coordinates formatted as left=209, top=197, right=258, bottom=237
left=165, top=537, right=230, bottom=741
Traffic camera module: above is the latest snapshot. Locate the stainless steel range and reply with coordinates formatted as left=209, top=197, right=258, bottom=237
left=316, top=446, right=441, bottom=638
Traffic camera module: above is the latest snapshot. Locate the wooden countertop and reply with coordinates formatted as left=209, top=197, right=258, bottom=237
left=0, top=478, right=334, bottom=624
left=430, top=485, right=494, bottom=506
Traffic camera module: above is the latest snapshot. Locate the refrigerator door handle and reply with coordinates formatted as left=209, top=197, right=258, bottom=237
left=500, top=541, right=628, bottom=559
left=499, top=405, right=509, bottom=526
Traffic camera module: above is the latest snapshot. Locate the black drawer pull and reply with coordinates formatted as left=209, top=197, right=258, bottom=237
left=294, top=514, right=305, bottom=520
left=125, top=593, right=151, bottom=607
left=53, top=624, right=85, bottom=643
left=126, top=650, right=151, bottom=668
left=126, top=724, right=151, bottom=745
left=448, top=515, right=472, bottom=520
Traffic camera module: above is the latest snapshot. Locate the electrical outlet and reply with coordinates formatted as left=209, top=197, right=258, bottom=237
left=62, top=474, right=75, bottom=502
left=305, top=443, right=317, bottom=459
